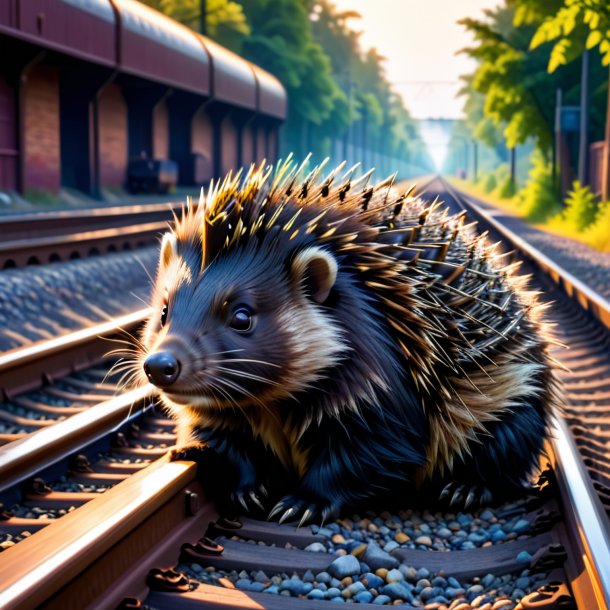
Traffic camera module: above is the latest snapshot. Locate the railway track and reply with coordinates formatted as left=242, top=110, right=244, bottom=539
left=0, top=177, right=609, bottom=610
left=0, top=201, right=182, bottom=269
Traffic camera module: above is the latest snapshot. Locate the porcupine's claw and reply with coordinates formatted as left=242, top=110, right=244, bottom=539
left=249, top=491, right=265, bottom=511
left=439, top=482, right=454, bottom=502
left=449, top=484, right=466, bottom=507
left=236, top=492, right=249, bottom=512
left=439, top=482, right=494, bottom=509
left=268, top=500, right=285, bottom=520
left=270, top=495, right=340, bottom=527
left=258, top=484, right=269, bottom=498
left=278, top=506, right=298, bottom=525
left=464, top=488, right=478, bottom=509
left=299, top=507, right=316, bottom=528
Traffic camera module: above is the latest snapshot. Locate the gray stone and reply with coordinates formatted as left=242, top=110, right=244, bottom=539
left=386, top=569, right=404, bottom=583
left=382, top=583, right=414, bottom=601
left=303, top=569, right=315, bottom=582
left=517, top=550, right=533, bottom=564
left=354, top=591, right=374, bottom=603
left=326, top=587, right=342, bottom=598
left=253, top=570, right=269, bottom=583
left=513, top=519, right=530, bottom=534
left=328, top=554, right=361, bottom=579
left=307, top=588, right=326, bottom=600
left=362, top=542, right=399, bottom=570
left=305, top=542, right=327, bottom=552
left=373, top=595, right=392, bottom=605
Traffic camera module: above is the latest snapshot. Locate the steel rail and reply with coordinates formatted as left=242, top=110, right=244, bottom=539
left=0, top=201, right=182, bottom=269
left=0, top=201, right=182, bottom=241
left=0, top=221, right=168, bottom=254
left=0, top=307, right=151, bottom=397
left=0, top=457, right=209, bottom=610
left=440, top=176, right=610, bottom=610
left=0, top=386, right=153, bottom=493
left=440, top=177, right=610, bottom=331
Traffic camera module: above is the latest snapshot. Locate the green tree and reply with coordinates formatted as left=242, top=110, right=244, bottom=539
left=140, top=0, right=249, bottom=50
left=522, top=0, right=610, bottom=197
left=235, top=0, right=345, bottom=159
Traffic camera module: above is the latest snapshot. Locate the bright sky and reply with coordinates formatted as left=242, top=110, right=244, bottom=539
left=331, top=0, right=502, bottom=120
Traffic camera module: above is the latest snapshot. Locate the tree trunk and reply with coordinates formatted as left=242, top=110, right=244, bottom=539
left=603, top=66, right=610, bottom=201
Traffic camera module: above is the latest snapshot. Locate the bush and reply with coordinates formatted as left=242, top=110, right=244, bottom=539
left=561, top=181, right=600, bottom=231
left=583, top=200, right=610, bottom=251
left=480, top=173, right=497, bottom=193
left=517, top=152, right=561, bottom=222
left=495, top=174, right=516, bottom=199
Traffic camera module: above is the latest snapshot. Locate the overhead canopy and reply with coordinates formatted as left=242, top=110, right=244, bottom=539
left=201, top=37, right=256, bottom=111
left=251, top=64, right=287, bottom=120
left=115, top=0, right=210, bottom=96
left=0, top=0, right=116, bottom=65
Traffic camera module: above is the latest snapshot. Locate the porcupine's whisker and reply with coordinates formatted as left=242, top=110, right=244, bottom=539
left=103, top=357, right=139, bottom=387
left=207, top=381, right=240, bottom=410
left=207, top=357, right=281, bottom=368
left=213, top=376, right=279, bottom=424
left=215, top=366, right=279, bottom=386
left=129, top=291, right=150, bottom=307
left=133, top=254, right=156, bottom=286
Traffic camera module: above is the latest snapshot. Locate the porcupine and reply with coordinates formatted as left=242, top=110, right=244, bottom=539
left=136, top=158, right=560, bottom=524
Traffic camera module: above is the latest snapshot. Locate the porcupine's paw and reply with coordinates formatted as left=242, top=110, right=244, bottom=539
left=230, top=482, right=270, bottom=516
left=438, top=482, right=493, bottom=509
left=268, top=494, right=340, bottom=527
left=168, top=442, right=207, bottom=462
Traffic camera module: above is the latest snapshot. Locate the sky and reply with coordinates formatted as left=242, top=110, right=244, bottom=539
left=331, top=0, right=502, bottom=121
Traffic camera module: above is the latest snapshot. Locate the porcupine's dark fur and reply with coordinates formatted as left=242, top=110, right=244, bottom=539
left=135, top=158, right=561, bottom=524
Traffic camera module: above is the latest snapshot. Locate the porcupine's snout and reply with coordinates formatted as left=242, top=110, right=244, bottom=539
left=143, top=351, right=181, bottom=387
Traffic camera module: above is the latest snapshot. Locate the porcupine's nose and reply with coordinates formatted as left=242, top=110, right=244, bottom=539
left=144, top=352, right=181, bottom=387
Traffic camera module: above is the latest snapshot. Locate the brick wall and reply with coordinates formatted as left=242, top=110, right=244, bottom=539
left=153, top=99, right=168, bottom=160
left=220, top=116, right=238, bottom=176
left=241, top=125, right=254, bottom=168
left=192, top=109, right=212, bottom=158
left=0, top=73, right=18, bottom=191
left=98, top=83, right=127, bottom=189
left=23, top=65, right=60, bottom=193
left=256, top=126, right=266, bottom=164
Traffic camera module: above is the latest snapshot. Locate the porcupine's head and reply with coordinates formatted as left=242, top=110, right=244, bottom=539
left=138, top=159, right=433, bottom=426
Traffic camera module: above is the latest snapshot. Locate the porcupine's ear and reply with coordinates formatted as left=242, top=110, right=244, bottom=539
left=159, top=232, right=178, bottom=271
left=291, top=246, right=338, bottom=304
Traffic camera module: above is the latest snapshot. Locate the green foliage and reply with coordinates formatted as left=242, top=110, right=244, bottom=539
left=517, top=150, right=562, bottom=222
left=583, top=200, right=610, bottom=250
left=560, top=180, right=600, bottom=230
left=458, top=4, right=579, bottom=153
left=527, top=0, right=610, bottom=71
left=488, top=164, right=516, bottom=199
left=136, top=0, right=430, bottom=171
left=141, top=0, right=249, bottom=50
left=480, top=172, right=497, bottom=193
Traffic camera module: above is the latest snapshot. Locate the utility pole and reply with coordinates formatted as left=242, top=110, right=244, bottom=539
left=554, top=88, right=562, bottom=191
left=578, top=50, right=589, bottom=184
left=472, top=140, right=478, bottom=182
left=603, top=66, right=610, bottom=201
left=200, top=0, right=207, bottom=35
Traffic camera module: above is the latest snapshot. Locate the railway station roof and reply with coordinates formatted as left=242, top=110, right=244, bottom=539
left=251, top=64, right=288, bottom=120
left=0, top=0, right=116, bottom=65
left=115, top=0, right=210, bottom=96
left=200, top=37, right=257, bottom=111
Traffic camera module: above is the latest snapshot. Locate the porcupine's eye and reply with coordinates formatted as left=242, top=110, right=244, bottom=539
left=229, top=305, right=253, bottom=332
left=160, top=303, right=168, bottom=327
